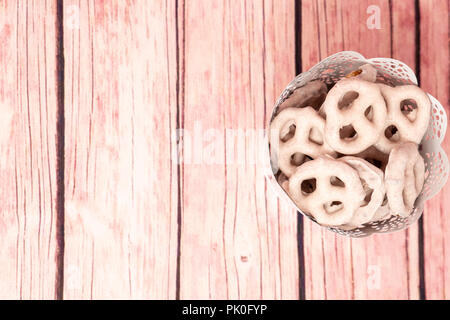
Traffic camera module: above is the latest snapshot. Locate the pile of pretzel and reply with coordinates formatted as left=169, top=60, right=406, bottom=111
left=270, top=64, right=431, bottom=229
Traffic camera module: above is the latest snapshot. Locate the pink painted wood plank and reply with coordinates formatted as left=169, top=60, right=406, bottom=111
left=0, top=0, right=59, bottom=299
left=301, top=0, right=419, bottom=299
left=420, top=0, right=450, bottom=300
left=179, top=0, right=299, bottom=299
left=63, top=0, right=178, bottom=299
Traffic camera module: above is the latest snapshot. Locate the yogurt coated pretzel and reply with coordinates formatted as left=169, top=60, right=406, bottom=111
left=317, top=65, right=376, bottom=118
left=317, top=66, right=376, bottom=117
left=322, top=78, right=387, bottom=154
left=277, top=157, right=314, bottom=194
left=338, top=157, right=386, bottom=228
left=385, top=142, right=425, bottom=217
left=375, top=84, right=431, bottom=153
left=277, top=80, right=328, bottom=113
left=270, top=107, right=335, bottom=177
left=288, top=157, right=365, bottom=226
left=340, top=198, right=390, bottom=230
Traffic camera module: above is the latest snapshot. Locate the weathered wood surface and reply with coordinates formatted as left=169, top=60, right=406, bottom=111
left=0, top=0, right=59, bottom=299
left=63, top=0, right=178, bottom=299
left=0, top=0, right=449, bottom=299
left=178, top=0, right=299, bottom=299
left=301, top=0, right=421, bottom=300
left=420, top=0, right=450, bottom=300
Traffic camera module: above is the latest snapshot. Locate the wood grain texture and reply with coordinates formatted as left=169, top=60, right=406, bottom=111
left=0, top=0, right=447, bottom=300
left=63, top=0, right=178, bottom=299
left=420, top=0, right=450, bottom=300
left=178, top=0, right=299, bottom=299
left=0, top=0, right=59, bottom=299
left=301, top=0, right=420, bottom=299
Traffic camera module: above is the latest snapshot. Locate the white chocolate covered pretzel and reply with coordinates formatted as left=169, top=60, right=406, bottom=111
left=318, top=64, right=376, bottom=118
left=278, top=80, right=328, bottom=113
left=339, top=198, right=390, bottom=230
left=270, top=107, right=335, bottom=177
left=288, top=157, right=365, bottom=226
left=322, top=78, right=387, bottom=154
left=375, top=84, right=431, bottom=153
left=385, top=142, right=425, bottom=217
left=338, top=156, right=386, bottom=228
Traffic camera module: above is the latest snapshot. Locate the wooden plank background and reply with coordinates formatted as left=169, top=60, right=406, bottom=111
left=0, top=0, right=448, bottom=299
left=63, top=0, right=179, bottom=299
left=0, top=0, right=59, bottom=299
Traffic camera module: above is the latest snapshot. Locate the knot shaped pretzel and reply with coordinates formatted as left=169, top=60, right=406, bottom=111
left=270, top=107, right=335, bottom=177
left=375, top=84, right=431, bottom=153
left=288, top=157, right=365, bottom=226
left=323, top=78, right=387, bottom=154
left=339, top=157, right=386, bottom=228
left=385, top=142, right=425, bottom=217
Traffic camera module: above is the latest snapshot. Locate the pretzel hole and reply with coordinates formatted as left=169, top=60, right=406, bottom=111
left=301, top=178, right=316, bottom=195
left=339, top=124, right=358, bottom=140
left=280, top=124, right=296, bottom=142
left=309, top=127, right=324, bottom=145
left=400, top=99, right=418, bottom=122
left=385, top=125, right=400, bottom=142
left=364, top=106, right=374, bottom=121
left=338, top=91, right=359, bottom=110
left=290, top=153, right=304, bottom=166
left=323, top=201, right=343, bottom=214
left=330, top=176, right=345, bottom=187
left=366, top=157, right=383, bottom=169
left=381, top=194, right=388, bottom=206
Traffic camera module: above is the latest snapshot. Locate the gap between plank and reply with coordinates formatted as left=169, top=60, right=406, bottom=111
left=295, top=0, right=306, bottom=301
left=414, top=0, right=426, bottom=301
left=175, top=0, right=185, bottom=300
left=55, top=0, right=65, bottom=300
